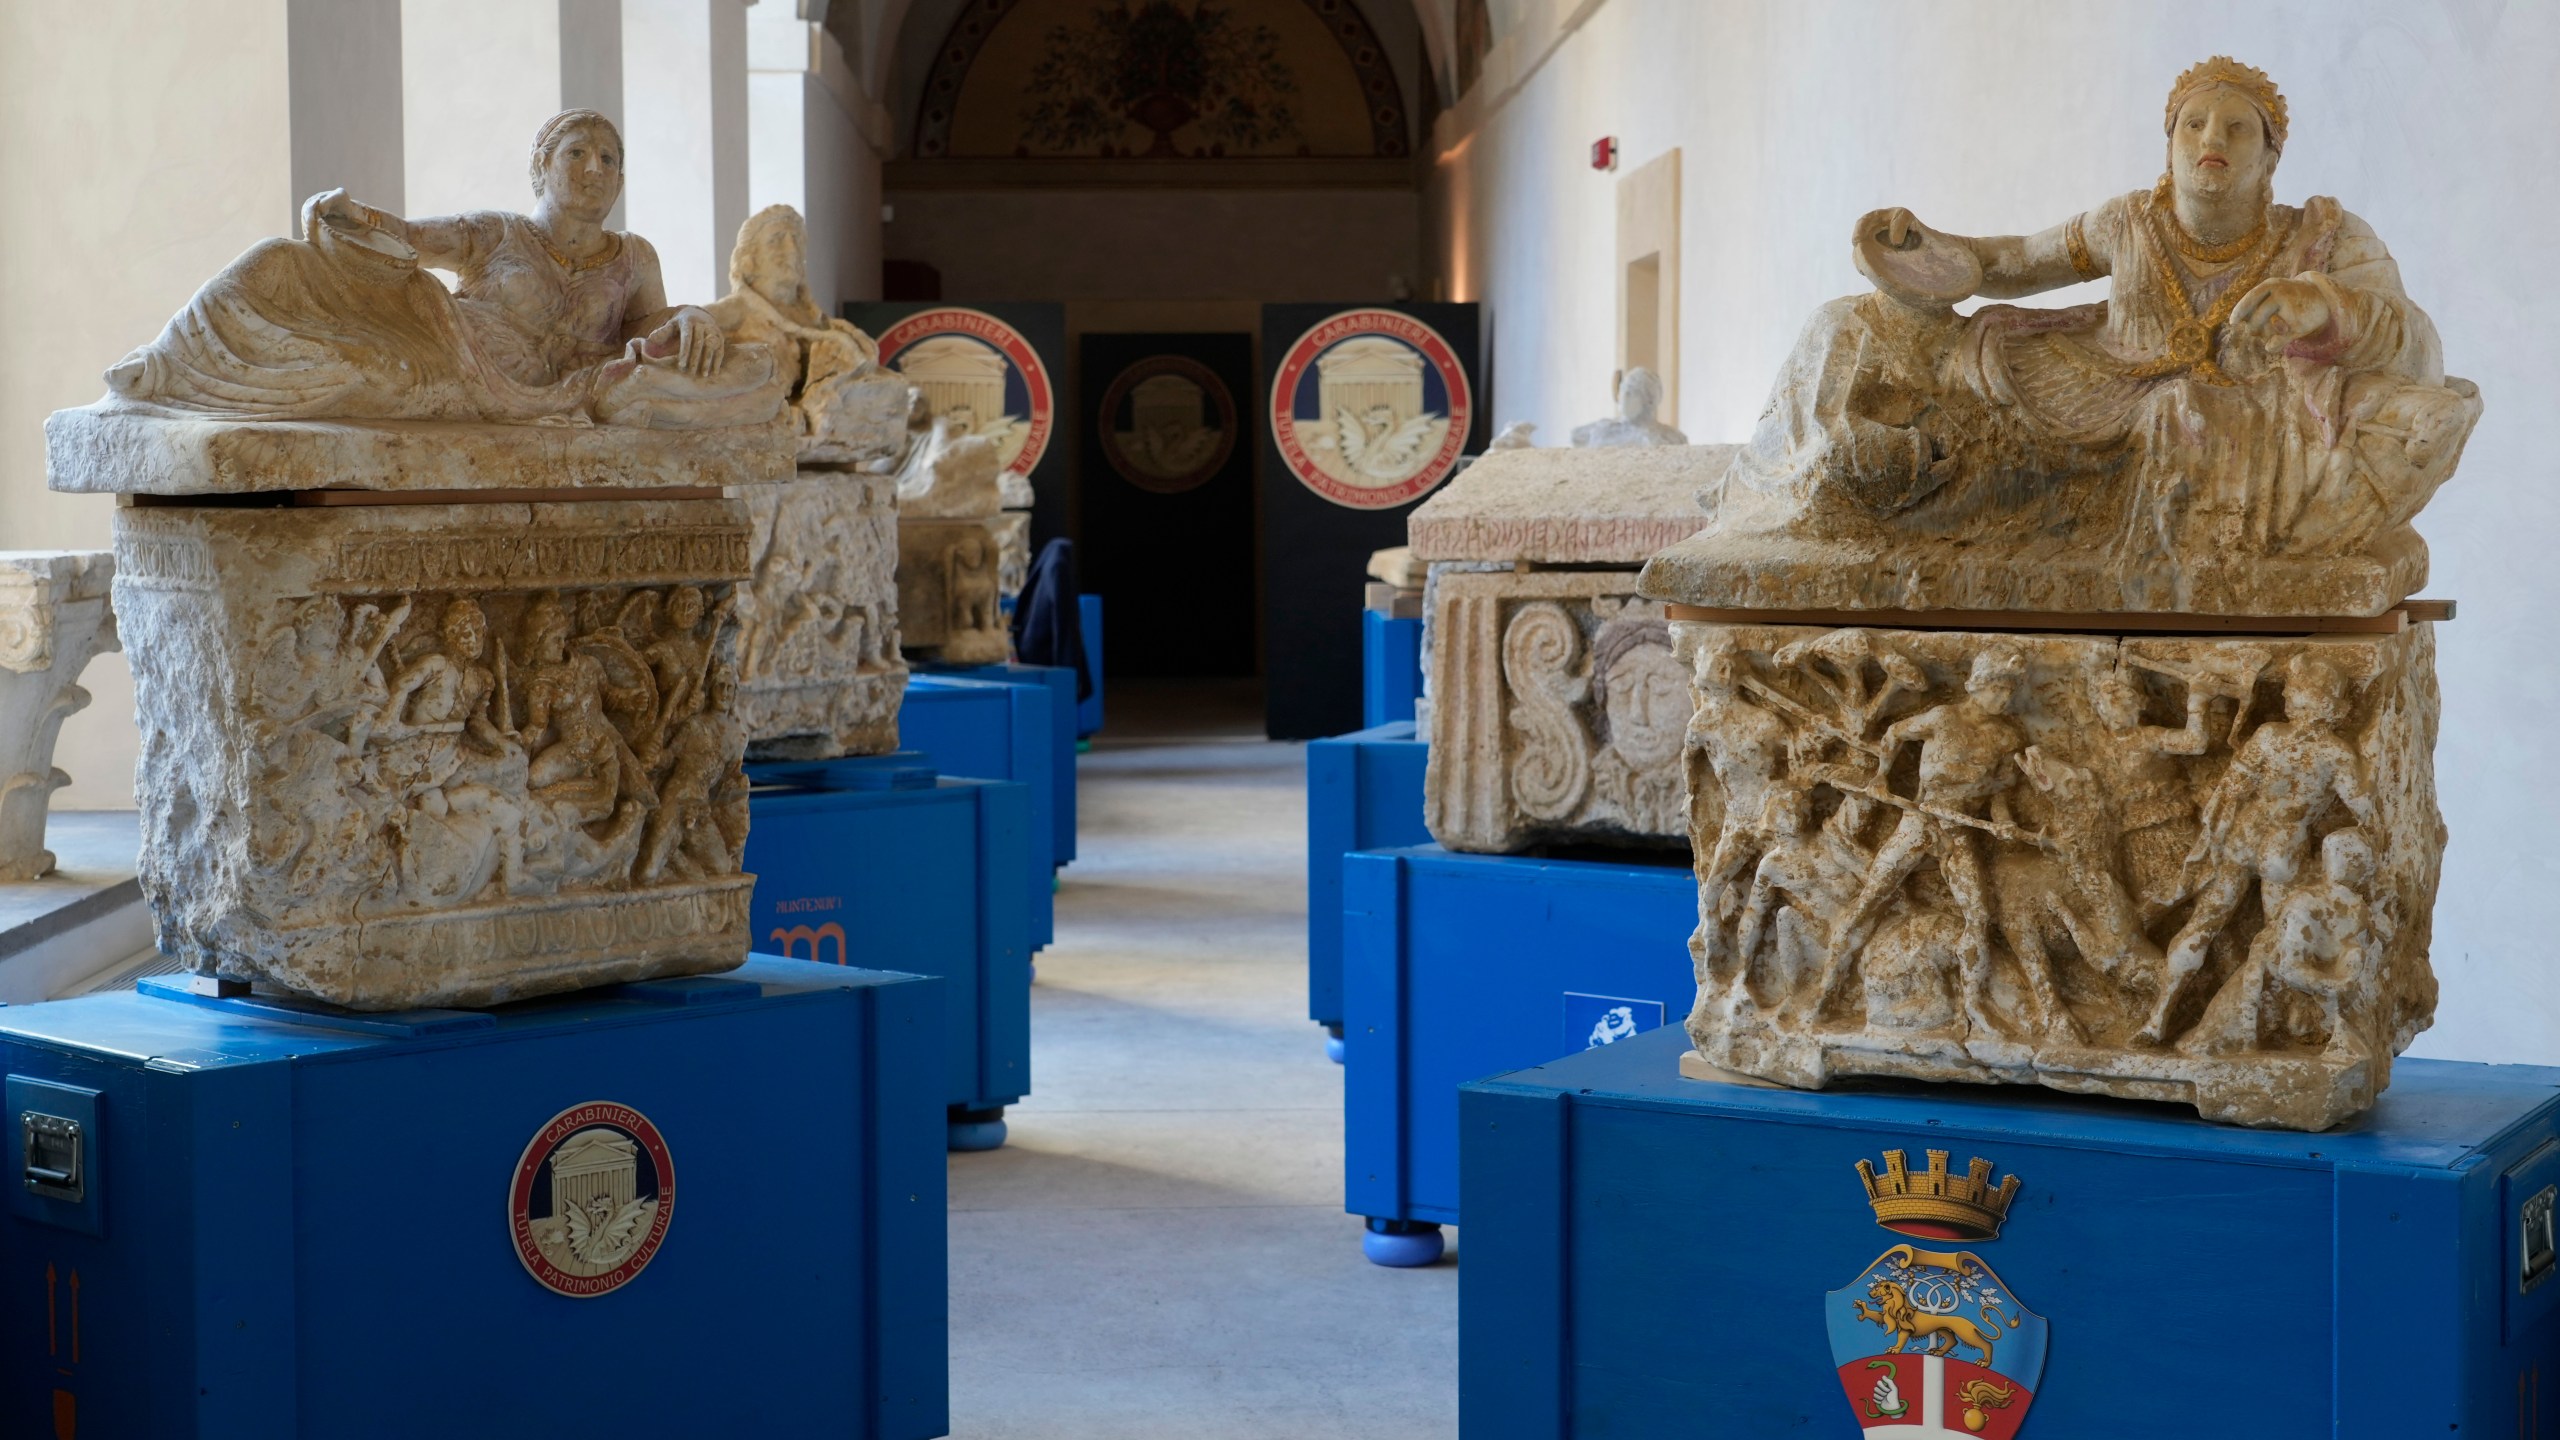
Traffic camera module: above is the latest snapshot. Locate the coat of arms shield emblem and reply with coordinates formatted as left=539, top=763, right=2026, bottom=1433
left=1825, top=1243, right=2047, bottom=1436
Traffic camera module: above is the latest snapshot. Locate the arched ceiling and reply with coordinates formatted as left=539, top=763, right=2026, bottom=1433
left=866, top=0, right=1454, bottom=161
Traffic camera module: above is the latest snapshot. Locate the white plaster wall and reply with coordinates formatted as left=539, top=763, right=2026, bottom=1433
left=626, top=0, right=753, bottom=304
left=0, top=0, right=303, bottom=810
left=749, top=10, right=887, bottom=311
left=403, top=0, right=567, bottom=220
left=1430, top=0, right=2560, bottom=1065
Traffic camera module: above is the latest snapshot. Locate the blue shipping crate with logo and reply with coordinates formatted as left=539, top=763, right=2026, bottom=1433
left=0, top=957, right=949, bottom=1440
left=1304, top=723, right=1429, bottom=1035
left=744, top=762, right=1031, bottom=1122
left=1342, top=845, right=1696, bottom=1241
left=1461, top=1025, right=2560, bottom=1439
left=897, top=680, right=1058, bottom=947
left=914, top=662, right=1078, bottom=866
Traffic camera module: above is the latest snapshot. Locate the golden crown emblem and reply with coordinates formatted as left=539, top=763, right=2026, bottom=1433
left=1854, top=1149, right=2020, bottom=1242
left=2165, top=55, right=2288, bottom=150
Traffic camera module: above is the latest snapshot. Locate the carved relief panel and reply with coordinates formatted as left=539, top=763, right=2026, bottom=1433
left=114, top=498, right=757, bottom=1010
left=736, top=471, right=907, bottom=760
left=1671, top=619, right=2443, bottom=1130
left=1426, top=568, right=1691, bottom=852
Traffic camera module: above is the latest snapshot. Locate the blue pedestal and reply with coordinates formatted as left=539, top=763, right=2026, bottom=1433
left=1343, top=845, right=1696, bottom=1244
left=898, top=681, right=1058, bottom=948
left=745, top=758, right=1032, bottom=1121
left=1304, top=722, right=1429, bottom=1033
left=1461, top=1026, right=2560, bottom=1439
left=1361, top=610, right=1423, bottom=728
left=0, top=957, right=950, bottom=1440
left=918, top=661, right=1079, bottom=867
left=1077, top=594, right=1104, bottom=738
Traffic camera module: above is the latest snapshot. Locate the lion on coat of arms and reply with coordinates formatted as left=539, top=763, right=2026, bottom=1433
left=1851, top=1278, right=2012, bottom=1370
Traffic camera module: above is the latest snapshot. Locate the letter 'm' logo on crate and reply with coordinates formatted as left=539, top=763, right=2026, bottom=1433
left=770, top=921, right=849, bottom=964
left=510, top=1102, right=676, bottom=1299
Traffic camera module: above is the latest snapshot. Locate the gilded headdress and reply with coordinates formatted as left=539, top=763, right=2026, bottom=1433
left=2164, top=56, right=2288, bottom=151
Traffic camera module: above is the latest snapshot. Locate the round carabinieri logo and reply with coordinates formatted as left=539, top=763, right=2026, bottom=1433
left=876, top=307, right=1055, bottom=484
left=1099, top=355, right=1236, bottom=495
left=1268, top=308, right=1471, bottom=509
left=510, top=1101, right=675, bottom=1298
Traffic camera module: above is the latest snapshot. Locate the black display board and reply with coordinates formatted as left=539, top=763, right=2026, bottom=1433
left=1078, top=333, right=1257, bottom=680
left=843, top=301, right=1070, bottom=551
left=1258, top=302, right=1483, bottom=739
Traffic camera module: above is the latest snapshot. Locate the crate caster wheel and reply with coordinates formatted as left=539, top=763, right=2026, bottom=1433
left=1325, top=1028, right=1346, bottom=1065
left=1028, top=962, right=1038, bottom=985
left=948, top=1106, right=1008, bottom=1152
left=1363, top=1218, right=1442, bottom=1268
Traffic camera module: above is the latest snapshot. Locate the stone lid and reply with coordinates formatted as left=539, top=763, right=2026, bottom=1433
left=46, top=407, right=794, bottom=498
left=1405, top=444, right=1732, bottom=564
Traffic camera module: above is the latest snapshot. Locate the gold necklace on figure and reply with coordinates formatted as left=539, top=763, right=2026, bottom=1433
left=527, top=217, right=621, bottom=274
left=2125, top=192, right=2292, bottom=386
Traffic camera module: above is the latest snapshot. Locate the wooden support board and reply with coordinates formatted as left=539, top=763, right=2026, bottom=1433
left=1664, top=599, right=2456, bottom=636
left=125, top=487, right=725, bottom=508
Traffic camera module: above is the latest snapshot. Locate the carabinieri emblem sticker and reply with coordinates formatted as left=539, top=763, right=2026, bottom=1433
left=1267, top=308, right=1471, bottom=509
left=510, top=1101, right=676, bottom=1298
left=1827, top=1149, right=2046, bottom=1435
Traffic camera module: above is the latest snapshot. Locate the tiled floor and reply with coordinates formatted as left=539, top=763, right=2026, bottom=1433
left=944, top=683, right=1457, bottom=1438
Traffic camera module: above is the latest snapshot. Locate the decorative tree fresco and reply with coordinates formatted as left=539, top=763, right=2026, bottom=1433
left=916, top=0, right=1407, bottom=160
left=1022, top=3, right=1301, bottom=157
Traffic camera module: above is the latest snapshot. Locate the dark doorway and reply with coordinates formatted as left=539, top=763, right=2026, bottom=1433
left=1078, top=332, right=1258, bottom=679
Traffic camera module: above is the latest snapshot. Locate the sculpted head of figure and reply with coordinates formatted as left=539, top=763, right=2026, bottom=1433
left=1691, top=631, right=1742, bottom=698
left=665, top=585, right=707, bottom=633
left=2163, top=57, right=2285, bottom=208
left=1967, top=648, right=2026, bottom=713
left=529, top=109, right=624, bottom=220
left=2092, top=665, right=2143, bottom=730
left=526, top=594, right=572, bottom=664
left=1617, top=367, right=1663, bottom=424
left=1760, top=783, right=1811, bottom=839
left=2284, top=653, right=2350, bottom=726
left=1592, top=618, right=1684, bottom=769
left=2323, top=828, right=2376, bottom=890
left=729, top=204, right=811, bottom=313
left=442, top=599, right=488, bottom=662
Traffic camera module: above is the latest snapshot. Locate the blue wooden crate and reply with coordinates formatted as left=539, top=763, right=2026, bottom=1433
left=1461, top=1025, right=2560, bottom=1439
left=918, top=662, right=1079, bottom=866
left=1361, top=610, right=1423, bottom=728
left=0, top=957, right=949, bottom=1440
left=897, top=680, right=1057, bottom=948
left=1342, top=845, right=1696, bottom=1245
left=1304, top=722, right=1429, bottom=1034
left=1077, top=593, right=1104, bottom=738
left=744, top=761, right=1031, bottom=1124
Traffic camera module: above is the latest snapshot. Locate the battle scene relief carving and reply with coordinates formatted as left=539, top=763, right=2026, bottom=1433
left=1676, top=620, right=2440, bottom=1129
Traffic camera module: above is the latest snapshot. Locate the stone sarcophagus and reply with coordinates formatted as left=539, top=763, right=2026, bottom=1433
left=1408, top=444, right=1734, bottom=851
left=0, top=551, right=118, bottom=880
left=1666, top=621, right=2441, bottom=1131
left=110, top=497, right=758, bottom=1009
left=1638, top=58, right=2475, bottom=1129
left=49, top=108, right=804, bottom=1009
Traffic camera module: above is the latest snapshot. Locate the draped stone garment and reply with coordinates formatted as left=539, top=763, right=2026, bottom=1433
left=1718, top=191, right=2481, bottom=568
left=105, top=211, right=784, bottom=430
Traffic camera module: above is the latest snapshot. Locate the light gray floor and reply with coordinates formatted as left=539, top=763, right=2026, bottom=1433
left=946, top=684, right=1457, bottom=1439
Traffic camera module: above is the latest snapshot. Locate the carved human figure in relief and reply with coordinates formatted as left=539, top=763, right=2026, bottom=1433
left=106, top=110, right=781, bottom=427
left=2141, top=653, right=2378, bottom=1043
left=1729, top=57, right=2477, bottom=565
left=2260, top=829, right=2393, bottom=1058
left=2083, top=661, right=2220, bottom=914
left=1685, top=634, right=1792, bottom=977
left=1587, top=612, right=1687, bottom=834
left=1818, top=650, right=2061, bottom=1038
left=1731, top=785, right=1866, bottom=1012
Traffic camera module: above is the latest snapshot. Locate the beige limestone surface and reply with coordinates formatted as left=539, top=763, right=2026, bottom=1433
left=708, top=204, right=912, bottom=469
left=0, top=553, right=117, bottom=880
left=737, top=472, right=906, bottom=759
left=1408, top=443, right=1734, bottom=565
left=1674, top=619, right=2440, bottom=1129
left=1428, top=570, right=1687, bottom=851
left=113, top=497, right=755, bottom=1009
left=899, top=518, right=1009, bottom=666
left=1639, top=58, right=2477, bottom=619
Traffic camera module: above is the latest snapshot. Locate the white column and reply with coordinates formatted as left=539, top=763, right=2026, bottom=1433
left=288, top=0, right=404, bottom=218
left=623, top=0, right=752, bottom=306
left=402, top=0, right=627, bottom=227
left=747, top=3, right=891, bottom=313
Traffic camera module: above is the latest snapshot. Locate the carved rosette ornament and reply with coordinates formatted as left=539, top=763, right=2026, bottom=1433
left=1637, top=61, right=2466, bottom=1128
